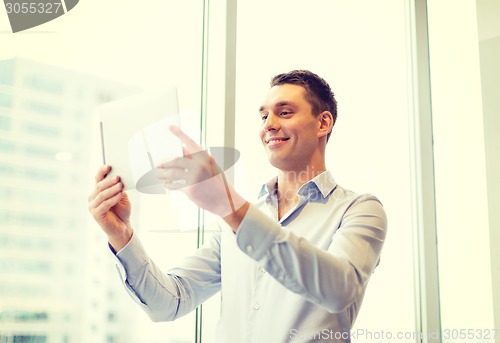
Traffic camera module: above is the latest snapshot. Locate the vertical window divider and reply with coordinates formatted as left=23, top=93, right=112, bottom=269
left=195, top=0, right=211, bottom=342
left=406, top=0, right=442, bottom=342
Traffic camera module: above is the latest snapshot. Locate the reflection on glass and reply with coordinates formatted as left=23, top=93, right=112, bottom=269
left=1, top=0, right=209, bottom=340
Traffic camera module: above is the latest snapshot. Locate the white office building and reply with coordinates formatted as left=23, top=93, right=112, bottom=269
left=0, top=58, right=139, bottom=343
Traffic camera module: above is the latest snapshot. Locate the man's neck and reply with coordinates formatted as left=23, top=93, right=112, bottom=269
left=277, top=162, right=326, bottom=189
left=276, top=163, right=326, bottom=218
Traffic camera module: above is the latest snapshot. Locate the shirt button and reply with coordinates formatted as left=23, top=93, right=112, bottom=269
left=260, top=268, right=266, bottom=273
left=246, top=245, right=254, bottom=253
left=254, top=303, right=260, bottom=310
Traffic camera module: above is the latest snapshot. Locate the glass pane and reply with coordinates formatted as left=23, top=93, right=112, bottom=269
left=230, top=0, right=416, bottom=341
left=0, top=1, right=204, bottom=342
left=427, top=0, right=499, bottom=341
left=476, top=0, right=500, bottom=336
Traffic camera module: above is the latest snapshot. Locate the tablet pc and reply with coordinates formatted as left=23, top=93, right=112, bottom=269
left=97, top=87, right=183, bottom=193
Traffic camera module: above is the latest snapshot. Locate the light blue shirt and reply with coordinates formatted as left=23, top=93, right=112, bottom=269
left=112, top=171, right=387, bottom=342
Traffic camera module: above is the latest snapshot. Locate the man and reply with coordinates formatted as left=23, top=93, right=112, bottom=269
left=88, top=70, right=387, bottom=342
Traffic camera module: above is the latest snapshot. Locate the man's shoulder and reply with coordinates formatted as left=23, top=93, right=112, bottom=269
left=332, top=183, right=384, bottom=207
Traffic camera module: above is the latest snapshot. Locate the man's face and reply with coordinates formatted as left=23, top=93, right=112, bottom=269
left=258, top=84, right=322, bottom=171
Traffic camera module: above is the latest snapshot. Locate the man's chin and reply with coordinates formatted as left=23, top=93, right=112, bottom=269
left=268, top=157, right=292, bottom=171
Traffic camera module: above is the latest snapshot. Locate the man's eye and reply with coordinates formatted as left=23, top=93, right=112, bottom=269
left=261, top=115, right=268, bottom=120
left=280, top=111, right=291, bottom=116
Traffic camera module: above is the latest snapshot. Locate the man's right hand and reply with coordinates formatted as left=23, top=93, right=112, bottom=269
left=88, top=164, right=133, bottom=251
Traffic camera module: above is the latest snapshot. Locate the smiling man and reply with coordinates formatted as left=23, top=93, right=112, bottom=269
left=88, top=70, right=387, bottom=343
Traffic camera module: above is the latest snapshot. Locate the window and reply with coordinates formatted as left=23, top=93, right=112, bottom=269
left=0, top=116, right=10, bottom=130
left=0, top=93, right=12, bottom=108
left=24, top=101, right=61, bottom=116
left=23, top=75, right=64, bottom=94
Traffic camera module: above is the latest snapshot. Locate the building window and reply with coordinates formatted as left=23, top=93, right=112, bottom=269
left=24, top=145, right=57, bottom=159
left=0, top=116, right=10, bottom=130
left=22, top=123, right=60, bottom=137
left=0, top=66, right=14, bottom=86
left=0, top=93, right=12, bottom=108
left=0, top=140, right=15, bottom=152
left=11, top=335, right=47, bottom=343
left=24, top=75, right=64, bottom=94
left=24, top=101, right=61, bottom=116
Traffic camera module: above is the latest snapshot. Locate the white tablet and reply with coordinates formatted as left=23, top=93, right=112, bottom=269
left=97, top=87, right=183, bottom=193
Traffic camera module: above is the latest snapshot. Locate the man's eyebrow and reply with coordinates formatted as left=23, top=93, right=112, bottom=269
left=275, top=101, right=295, bottom=108
left=259, top=101, right=296, bottom=113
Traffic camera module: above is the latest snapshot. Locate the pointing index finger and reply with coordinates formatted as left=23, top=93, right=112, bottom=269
left=169, top=125, right=203, bottom=154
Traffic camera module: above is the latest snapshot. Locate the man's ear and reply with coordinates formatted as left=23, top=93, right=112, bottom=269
left=317, top=111, right=334, bottom=139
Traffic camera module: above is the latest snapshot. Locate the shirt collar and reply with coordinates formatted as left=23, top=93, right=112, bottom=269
left=258, top=170, right=337, bottom=200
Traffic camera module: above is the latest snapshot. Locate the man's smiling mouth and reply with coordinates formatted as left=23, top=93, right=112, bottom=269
left=265, top=137, right=289, bottom=144
left=265, top=137, right=290, bottom=147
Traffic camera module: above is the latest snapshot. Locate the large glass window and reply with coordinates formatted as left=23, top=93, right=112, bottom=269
left=0, top=1, right=208, bottom=342
left=4, top=1, right=498, bottom=342
left=427, top=1, right=499, bottom=341
left=233, top=1, right=417, bottom=341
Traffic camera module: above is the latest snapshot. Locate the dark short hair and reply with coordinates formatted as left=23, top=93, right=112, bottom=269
left=270, top=70, right=337, bottom=141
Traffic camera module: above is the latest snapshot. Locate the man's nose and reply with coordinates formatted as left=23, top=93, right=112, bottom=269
left=263, top=112, right=280, bottom=131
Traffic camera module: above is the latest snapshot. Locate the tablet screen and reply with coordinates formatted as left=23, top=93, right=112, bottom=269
left=98, top=87, right=182, bottom=193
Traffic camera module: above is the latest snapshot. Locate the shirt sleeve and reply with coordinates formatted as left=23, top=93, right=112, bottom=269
left=111, top=231, right=222, bottom=322
left=235, top=194, right=387, bottom=313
